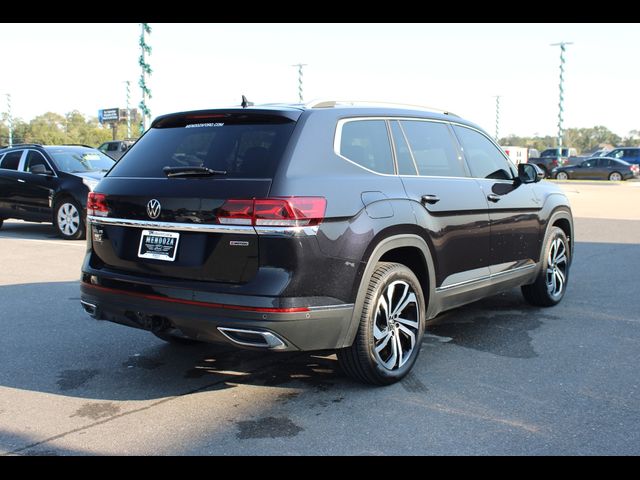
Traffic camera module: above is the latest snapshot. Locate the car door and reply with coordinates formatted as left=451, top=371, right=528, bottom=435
left=451, top=124, right=542, bottom=276
left=595, top=158, right=612, bottom=179
left=0, top=150, right=27, bottom=217
left=390, top=119, right=491, bottom=289
left=14, top=150, right=57, bottom=220
left=574, top=159, right=594, bottom=179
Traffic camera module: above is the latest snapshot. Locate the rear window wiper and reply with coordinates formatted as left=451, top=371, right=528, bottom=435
left=163, top=166, right=227, bottom=177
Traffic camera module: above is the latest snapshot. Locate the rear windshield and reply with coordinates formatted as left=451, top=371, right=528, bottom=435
left=108, top=120, right=296, bottom=179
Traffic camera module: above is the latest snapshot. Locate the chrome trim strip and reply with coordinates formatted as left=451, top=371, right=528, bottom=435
left=308, top=303, right=354, bottom=311
left=88, top=217, right=321, bottom=236
left=436, top=263, right=536, bottom=292
left=217, top=327, right=287, bottom=350
left=255, top=225, right=319, bottom=236
left=333, top=116, right=515, bottom=179
left=490, top=263, right=536, bottom=279
left=88, top=216, right=255, bottom=235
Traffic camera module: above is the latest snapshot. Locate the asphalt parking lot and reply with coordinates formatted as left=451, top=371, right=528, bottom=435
left=1, top=180, right=639, bottom=455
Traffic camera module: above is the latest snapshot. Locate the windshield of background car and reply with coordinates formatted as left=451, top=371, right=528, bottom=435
left=47, top=149, right=115, bottom=173
left=107, top=116, right=296, bottom=179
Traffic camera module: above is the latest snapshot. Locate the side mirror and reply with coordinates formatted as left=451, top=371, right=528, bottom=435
left=30, top=164, right=53, bottom=176
left=518, top=163, right=544, bottom=183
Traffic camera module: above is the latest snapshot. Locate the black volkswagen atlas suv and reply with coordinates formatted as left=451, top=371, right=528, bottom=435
left=80, top=101, right=574, bottom=385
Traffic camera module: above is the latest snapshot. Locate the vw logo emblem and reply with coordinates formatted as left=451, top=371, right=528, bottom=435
left=147, top=199, right=161, bottom=219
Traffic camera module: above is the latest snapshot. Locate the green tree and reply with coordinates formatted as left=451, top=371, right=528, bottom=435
left=26, top=112, right=67, bottom=144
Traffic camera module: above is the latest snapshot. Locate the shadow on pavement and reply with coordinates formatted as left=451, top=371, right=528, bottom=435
left=0, top=220, right=63, bottom=241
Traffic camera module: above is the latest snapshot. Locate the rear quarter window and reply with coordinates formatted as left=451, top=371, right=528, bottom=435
left=108, top=119, right=296, bottom=179
left=338, top=120, right=394, bottom=175
left=0, top=151, right=22, bottom=170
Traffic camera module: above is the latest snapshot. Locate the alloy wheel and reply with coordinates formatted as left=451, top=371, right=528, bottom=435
left=57, top=202, right=80, bottom=236
left=546, top=237, right=568, bottom=299
left=373, top=280, right=420, bottom=371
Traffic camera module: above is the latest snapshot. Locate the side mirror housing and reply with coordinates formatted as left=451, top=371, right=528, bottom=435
left=30, top=164, right=53, bottom=176
left=518, top=163, right=544, bottom=183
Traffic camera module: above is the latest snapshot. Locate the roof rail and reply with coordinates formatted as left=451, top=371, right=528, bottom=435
left=2, top=143, right=43, bottom=148
left=60, top=144, right=94, bottom=148
left=305, top=99, right=459, bottom=117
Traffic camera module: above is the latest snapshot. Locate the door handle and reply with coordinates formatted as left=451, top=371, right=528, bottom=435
left=421, top=194, right=440, bottom=205
left=17, top=179, right=26, bottom=183
left=487, top=193, right=501, bottom=203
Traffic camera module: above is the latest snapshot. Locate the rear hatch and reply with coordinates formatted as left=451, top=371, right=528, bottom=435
left=88, top=109, right=300, bottom=284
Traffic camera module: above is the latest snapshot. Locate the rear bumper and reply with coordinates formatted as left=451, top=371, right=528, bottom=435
left=79, top=281, right=354, bottom=352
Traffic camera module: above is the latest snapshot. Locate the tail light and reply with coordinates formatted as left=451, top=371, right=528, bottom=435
left=217, top=197, right=326, bottom=227
left=87, top=192, right=109, bottom=217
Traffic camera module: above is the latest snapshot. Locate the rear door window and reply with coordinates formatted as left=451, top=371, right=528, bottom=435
left=339, top=120, right=394, bottom=175
left=400, top=120, right=466, bottom=177
left=109, top=117, right=297, bottom=179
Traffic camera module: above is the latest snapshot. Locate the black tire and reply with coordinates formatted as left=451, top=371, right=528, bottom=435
left=522, top=226, right=570, bottom=307
left=555, top=171, right=569, bottom=180
left=153, top=330, right=202, bottom=345
left=0, top=218, right=3, bottom=229
left=609, top=171, right=623, bottom=181
left=337, top=262, right=426, bottom=386
left=53, top=198, right=86, bottom=240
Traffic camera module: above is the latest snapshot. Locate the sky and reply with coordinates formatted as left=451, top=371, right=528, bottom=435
left=0, top=23, right=638, bottom=138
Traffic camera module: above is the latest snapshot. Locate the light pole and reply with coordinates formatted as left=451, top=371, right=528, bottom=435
left=139, top=23, right=152, bottom=133
left=494, top=95, right=501, bottom=142
left=551, top=41, right=573, bottom=162
left=4, top=93, right=12, bottom=147
left=292, top=63, right=307, bottom=103
left=124, top=80, right=131, bottom=138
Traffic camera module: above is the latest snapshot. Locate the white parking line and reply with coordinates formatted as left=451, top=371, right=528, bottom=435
left=0, top=236, right=86, bottom=247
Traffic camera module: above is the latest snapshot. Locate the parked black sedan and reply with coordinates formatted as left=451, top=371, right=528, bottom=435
left=0, top=144, right=114, bottom=239
left=552, top=157, right=639, bottom=181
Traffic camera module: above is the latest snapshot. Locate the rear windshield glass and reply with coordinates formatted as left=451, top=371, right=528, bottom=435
left=108, top=120, right=296, bottom=179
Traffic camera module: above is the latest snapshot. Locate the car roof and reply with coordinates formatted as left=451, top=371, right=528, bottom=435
left=586, top=156, right=630, bottom=164
left=151, top=101, right=480, bottom=130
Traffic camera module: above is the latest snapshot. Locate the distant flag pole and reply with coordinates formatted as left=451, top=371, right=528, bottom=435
left=124, top=80, right=131, bottom=138
left=4, top=93, right=12, bottom=147
left=292, top=63, right=307, bottom=103
left=139, top=23, right=152, bottom=134
left=551, top=41, right=573, bottom=162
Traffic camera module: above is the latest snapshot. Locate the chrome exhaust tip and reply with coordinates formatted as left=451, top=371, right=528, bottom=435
left=80, top=300, right=98, bottom=318
left=217, top=327, right=287, bottom=350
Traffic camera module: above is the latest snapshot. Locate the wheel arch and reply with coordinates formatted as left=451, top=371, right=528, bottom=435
left=339, top=234, right=436, bottom=348
left=544, top=207, right=574, bottom=267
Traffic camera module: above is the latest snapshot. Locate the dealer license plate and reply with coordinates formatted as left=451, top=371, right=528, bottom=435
left=138, top=230, right=180, bottom=262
